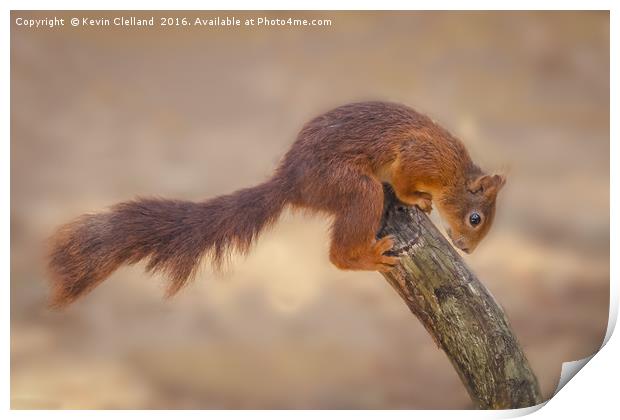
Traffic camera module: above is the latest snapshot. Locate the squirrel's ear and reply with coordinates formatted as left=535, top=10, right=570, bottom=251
left=468, top=174, right=506, bottom=195
left=467, top=175, right=486, bottom=194
left=492, top=173, right=507, bottom=191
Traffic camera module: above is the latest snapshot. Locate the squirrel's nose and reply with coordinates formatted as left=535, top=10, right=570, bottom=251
left=453, top=238, right=472, bottom=253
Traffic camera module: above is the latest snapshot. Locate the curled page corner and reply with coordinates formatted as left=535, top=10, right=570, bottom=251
left=495, top=356, right=596, bottom=418
left=554, top=355, right=595, bottom=396
left=545, top=292, right=617, bottom=402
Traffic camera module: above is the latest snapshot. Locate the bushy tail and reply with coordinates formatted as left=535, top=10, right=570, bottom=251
left=47, top=178, right=288, bottom=308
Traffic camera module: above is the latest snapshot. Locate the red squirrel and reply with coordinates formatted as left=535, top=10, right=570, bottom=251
left=47, top=101, right=506, bottom=307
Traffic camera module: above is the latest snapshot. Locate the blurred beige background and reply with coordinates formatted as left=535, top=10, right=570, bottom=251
left=11, top=11, right=609, bottom=409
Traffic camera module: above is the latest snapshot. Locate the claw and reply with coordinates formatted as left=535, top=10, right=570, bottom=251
left=379, top=255, right=400, bottom=268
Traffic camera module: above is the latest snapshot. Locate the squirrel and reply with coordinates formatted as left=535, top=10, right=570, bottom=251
left=47, top=101, right=506, bottom=307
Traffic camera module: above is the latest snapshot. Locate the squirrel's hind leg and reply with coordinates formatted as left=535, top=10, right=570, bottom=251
left=327, top=177, right=399, bottom=272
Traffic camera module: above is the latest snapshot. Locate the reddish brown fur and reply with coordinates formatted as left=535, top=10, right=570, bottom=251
left=47, top=101, right=506, bottom=307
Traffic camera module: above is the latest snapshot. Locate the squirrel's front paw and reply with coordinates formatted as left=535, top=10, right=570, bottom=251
left=415, top=198, right=433, bottom=214
left=406, top=191, right=433, bottom=213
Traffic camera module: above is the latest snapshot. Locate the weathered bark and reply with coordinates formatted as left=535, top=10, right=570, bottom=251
left=378, top=184, right=543, bottom=409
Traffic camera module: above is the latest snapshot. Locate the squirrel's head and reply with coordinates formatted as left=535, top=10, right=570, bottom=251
left=437, top=173, right=506, bottom=254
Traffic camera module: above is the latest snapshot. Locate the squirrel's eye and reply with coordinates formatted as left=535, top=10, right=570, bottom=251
left=469, top=212, right=481, bottom=227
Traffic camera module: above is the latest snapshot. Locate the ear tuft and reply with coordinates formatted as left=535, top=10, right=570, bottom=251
left=492, top=173, right=507, bottom=190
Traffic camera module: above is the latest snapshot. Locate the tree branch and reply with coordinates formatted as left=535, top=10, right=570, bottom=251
left=378, top=184, right=543, bottom=409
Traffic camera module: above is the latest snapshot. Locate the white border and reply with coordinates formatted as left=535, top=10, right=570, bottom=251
left=4, top=1, right=617, bottom=419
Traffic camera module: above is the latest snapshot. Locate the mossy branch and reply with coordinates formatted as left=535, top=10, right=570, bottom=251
left=378, top=184, right=542, bottom=409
